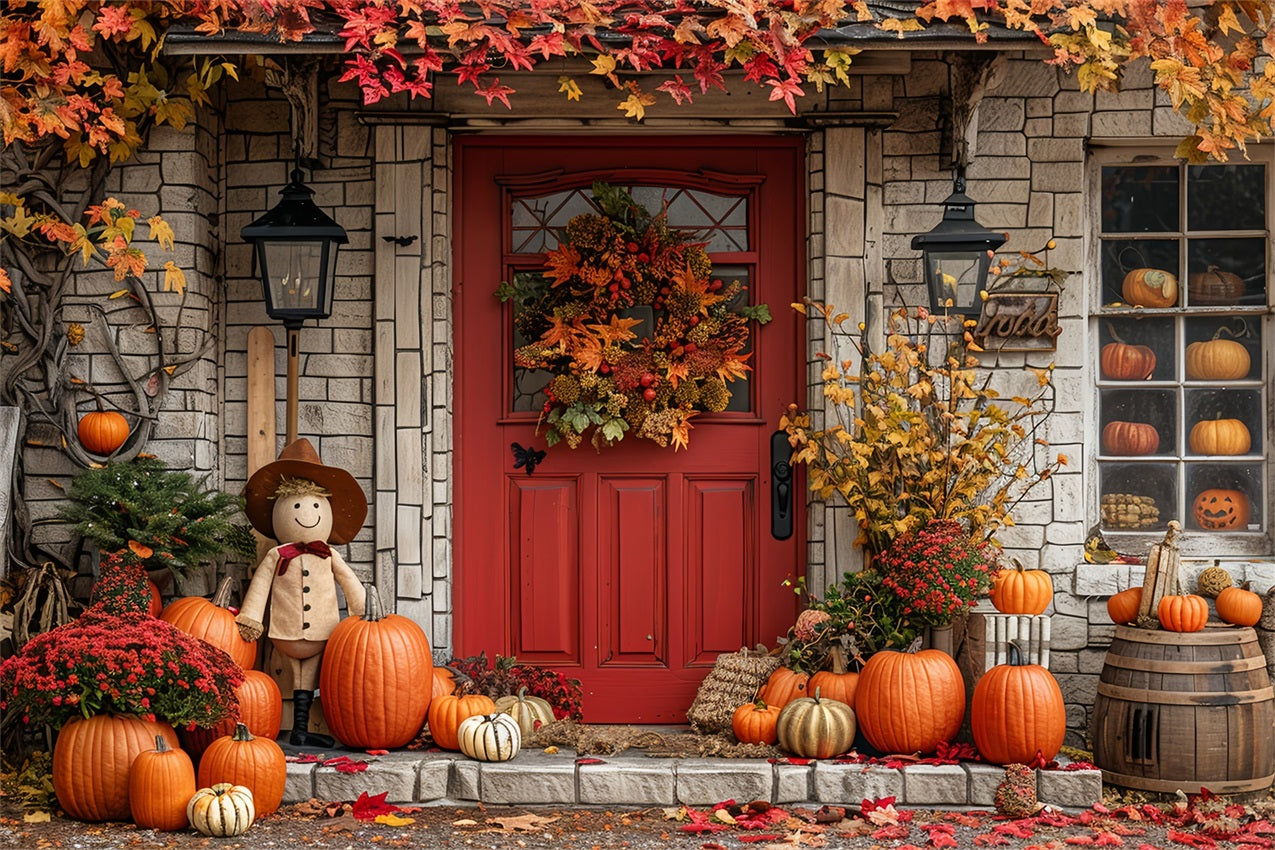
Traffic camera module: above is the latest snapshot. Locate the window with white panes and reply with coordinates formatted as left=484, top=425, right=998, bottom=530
left=1093, top=151, right=1272, bottom=555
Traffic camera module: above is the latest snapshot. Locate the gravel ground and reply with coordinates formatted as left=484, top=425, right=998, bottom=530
left=5, top=790, right=1275, bottom=850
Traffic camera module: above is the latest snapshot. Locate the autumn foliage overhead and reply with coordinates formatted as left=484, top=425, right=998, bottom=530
left=2, top=1, right=1275, bottom=164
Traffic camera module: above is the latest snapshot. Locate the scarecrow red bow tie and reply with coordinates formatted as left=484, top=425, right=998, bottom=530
left=276, top=541, right=331, bottom=575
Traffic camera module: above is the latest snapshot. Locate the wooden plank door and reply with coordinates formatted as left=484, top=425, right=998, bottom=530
left=455, top=136, right=805, bottom=722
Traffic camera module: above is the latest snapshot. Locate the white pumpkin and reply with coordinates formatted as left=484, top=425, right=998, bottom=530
left=187, top=783, right=255, bottom=837
left=457, top=712, right=522, bottom=762
left=493, top=687, right=556, bottom=736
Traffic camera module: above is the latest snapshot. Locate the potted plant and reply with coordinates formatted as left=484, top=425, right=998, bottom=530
left=57, top=456, right=255, bottom=591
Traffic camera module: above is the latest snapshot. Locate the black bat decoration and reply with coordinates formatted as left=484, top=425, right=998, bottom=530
left=511, top=442, right=546, bottom=476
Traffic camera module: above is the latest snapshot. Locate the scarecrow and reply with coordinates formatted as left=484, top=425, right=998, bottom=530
left=235, top=438, right=367, bottom=746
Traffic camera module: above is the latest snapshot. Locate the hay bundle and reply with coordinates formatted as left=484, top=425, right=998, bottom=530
left=686, top=644, right=780, bottom=734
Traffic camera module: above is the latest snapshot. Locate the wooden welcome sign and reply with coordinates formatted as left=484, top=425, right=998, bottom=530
left=972, top=292, right=1062, bottom=351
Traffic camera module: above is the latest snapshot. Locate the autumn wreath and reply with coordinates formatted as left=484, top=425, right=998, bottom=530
left=499, top=182, right=769, bottom=451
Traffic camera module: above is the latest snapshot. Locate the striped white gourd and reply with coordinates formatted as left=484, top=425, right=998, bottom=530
left=187, top=783, right=255, bottom=837
left=457, top=712, right=522, bottom=762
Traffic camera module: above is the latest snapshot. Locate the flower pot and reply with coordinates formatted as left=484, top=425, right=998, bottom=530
left=924, top=624, right=955, bottom=656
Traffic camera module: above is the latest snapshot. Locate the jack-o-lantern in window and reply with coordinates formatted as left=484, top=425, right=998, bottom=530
left=1192, top=488, right=1251, bottom=531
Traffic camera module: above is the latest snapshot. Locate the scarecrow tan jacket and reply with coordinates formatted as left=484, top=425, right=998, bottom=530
left=236, top=546, right=366, bottom=642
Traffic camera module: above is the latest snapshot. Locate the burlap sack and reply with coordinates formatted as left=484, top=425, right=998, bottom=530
left=687, top=645, right=781, bottom=734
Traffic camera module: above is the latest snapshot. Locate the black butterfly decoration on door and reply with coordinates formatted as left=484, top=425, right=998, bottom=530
left=511, top=442, right=546, bottom=476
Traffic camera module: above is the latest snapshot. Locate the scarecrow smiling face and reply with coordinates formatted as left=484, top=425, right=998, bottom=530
left=271, top=477, right=334, bottom=544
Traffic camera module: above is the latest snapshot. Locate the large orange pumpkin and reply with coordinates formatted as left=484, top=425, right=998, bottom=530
left=1188, top=418, right=1251, bottom=456
left=128, top=734, right=196, bottom=831
left=52, top=714, right=179, bottom=822
left=1216, top=586, right=1262, bottom=627
left=319, top=586, right=434, bottom=750
left=1121, top=268, right=1178, bottom=308
left=1106, top=587, right=1143, bottom=625
left=1192, top=488, right=1251, bottom=531
left=1158, top=594, right=1209, bottom=632
left=1101, top=421, right=1160, bottom=456
left=990, top=561, right=1053, bottom=615
left=77, top=407, right=130, bottom=456
left=732, top=699, right=781, bottom=745
left=855, top=643, right=965, bottom=755
left=808, top=646, right=859, bottom=709
left=1100, top=342, right=1156, bottom=381
left=1185, top=337, right=1251, bottom=381
left=427, top=692, right=497, bottom=751
left=180, top=669, right=283, bottom=761
left=758, top=666, right=810, bottom=709
left=161, top=576, right=256, bottom=671
left=197, top=723, right=286, bottom=816
left=971, top=644, right=1065, bottom=766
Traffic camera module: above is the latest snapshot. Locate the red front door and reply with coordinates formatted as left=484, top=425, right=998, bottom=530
left=455, top=136, right=804, bottom=722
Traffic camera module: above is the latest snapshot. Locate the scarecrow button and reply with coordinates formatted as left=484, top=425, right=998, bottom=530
left=302, top=569, right=310, bottom=576
left=303, top=586, right=311, bottom=593
left=303, top=622, right=310, bottom=629
left=303, top=604, right=311, bottom=611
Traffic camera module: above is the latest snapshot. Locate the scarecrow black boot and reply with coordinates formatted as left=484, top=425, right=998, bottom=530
left=290, top=690, right=336, bottom=748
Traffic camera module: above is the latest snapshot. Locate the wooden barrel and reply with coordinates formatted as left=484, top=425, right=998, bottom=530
left=1092, top=625, right=1275, bottom=794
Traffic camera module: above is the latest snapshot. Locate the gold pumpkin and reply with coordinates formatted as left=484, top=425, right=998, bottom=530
left=1188, top=267, right=1244, bottom=305
left=1185, top=338, right=1251, bottom=381
left=1121, top=268, right=1178, bottom=308
left=1188, top=418, right=1251, bottom=456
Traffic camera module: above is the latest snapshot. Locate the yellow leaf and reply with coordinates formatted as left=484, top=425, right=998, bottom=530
left=617, top=91, right=656, bottom=120
left=163, top=261, right=186, bottom=294
left=148, top=216, right=175, bottom=251
left=23, top=811, right=50, bottom=823
left=375, top=813, right=416, bottom=826
left=590, top=54, right=618, bottom=87
left=557, top=76, right=582, bottom=101
left=46, top=479, right=64, bottom=491
left=108, top=289, right=130, bottom=299
left=878, top=17, right=925, bottom=36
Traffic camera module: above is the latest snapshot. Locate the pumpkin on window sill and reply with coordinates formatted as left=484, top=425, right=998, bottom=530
left=1100, top=341, right=1156, bottom=381
left=1192, top=488, right=1251, bottom=531
left=1101, top=420, right=1160, bottom=456
left=1185, top=332, right=1251, bottom=381
left=1121, top=267, right=1178, bottom=308
left=1188, top=418, right=1251, bottom=456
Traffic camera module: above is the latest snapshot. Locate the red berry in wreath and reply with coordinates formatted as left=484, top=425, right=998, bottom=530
left=643, top=388, right=657, bottom=402
left=599, top=363, right=611, bottom=375
left=639, top=373, right=655, bottom=388
left=689, top=315, right=700, bottom=326
left=684, top=343, right=698, bottom=354
left=627, top=242, right=640, bottom=252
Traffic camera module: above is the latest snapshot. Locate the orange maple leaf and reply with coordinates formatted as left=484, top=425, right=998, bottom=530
left=586, top=313, right=642, bottom=347
left=670, top=411, right=697, bottom=451
left=716, top=352, right=753, bottom=382
left=539, top=314, right=588, bottom=352
left=544, top=243, right=582, bottom=286
left=128, top=539, right=153, bottom=559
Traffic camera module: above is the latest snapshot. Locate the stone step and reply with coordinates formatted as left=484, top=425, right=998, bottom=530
left=285, top=750, right=1102, bottom=810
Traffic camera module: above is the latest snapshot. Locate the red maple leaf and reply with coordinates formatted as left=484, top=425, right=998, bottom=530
left=351, top=791, right=401, bottom=822
left=657, top=75, right=694, bottom=105
left=766, top=76, right=805, bottom=114
left=974, top=833, right=1012, bottom=846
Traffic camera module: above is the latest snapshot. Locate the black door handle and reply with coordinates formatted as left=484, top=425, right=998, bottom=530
left=770, top=430, right=794, bottom=540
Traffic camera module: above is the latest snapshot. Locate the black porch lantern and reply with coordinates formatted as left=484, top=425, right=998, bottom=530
left=241, top=166, right=347, bottom=442
left=910, top=169, right=1007, bottom=314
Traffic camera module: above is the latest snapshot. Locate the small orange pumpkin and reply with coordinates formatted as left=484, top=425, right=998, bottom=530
left=1121, top=268, right=1178, bottom=308
left=808, top=645, right=859, bottom=709
left=757, top=666, right=810, bottom=710
left=197, top=723, right=286, bottom=816
left=77, top=406, right=130, bottom=455
left=1102, top=421, right=1160, bottom=456
left=990, top=561, right=1053, bottom=615
left=1106, top=587, right=1143, bottom=625
left=128, top=734, right=197, bottom=831
left=427, top=692, right=497, bottom=751
left=731, top=699, right=782, bottom=745
left=1188, top=418, right=1251, bottom=456
left=1158, top=594, right=1209, bottom=632
left=1100, top=342, right=1156, bottom=381
left=1192, top=488, right=1251, bottom=531
left=1216, top=586, right=1262, bottom=627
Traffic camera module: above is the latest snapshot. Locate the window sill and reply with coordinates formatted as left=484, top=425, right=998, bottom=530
left=1073, top=558, right=1275, bottom=597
